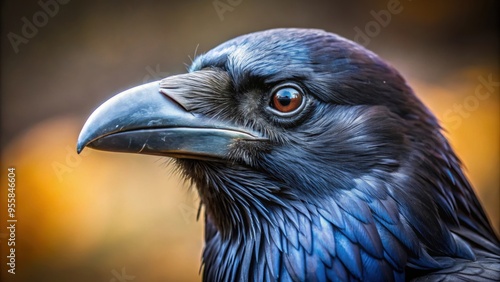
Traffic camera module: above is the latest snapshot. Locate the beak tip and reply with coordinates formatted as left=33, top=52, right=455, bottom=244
left=76, top=131, right=92, bottom=154
left=76, top=141, right=85, bottom=154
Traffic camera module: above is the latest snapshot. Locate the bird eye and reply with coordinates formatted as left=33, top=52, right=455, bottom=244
left=271, top=86, right=304, bottom=114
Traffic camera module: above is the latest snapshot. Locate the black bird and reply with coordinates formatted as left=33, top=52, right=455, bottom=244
left=77, top=28, right=500, bottom=281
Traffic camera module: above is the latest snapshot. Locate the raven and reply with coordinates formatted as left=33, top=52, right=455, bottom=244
left=77, top=28, right=500, bottom=281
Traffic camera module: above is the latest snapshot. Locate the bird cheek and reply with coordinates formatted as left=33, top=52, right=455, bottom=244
left=227, top=139, right=272, bottom=167
left=237, top=94, right=262, bottom=116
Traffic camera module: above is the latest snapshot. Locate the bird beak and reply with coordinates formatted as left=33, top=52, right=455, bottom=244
left=76, top=77, right=260, bottom=161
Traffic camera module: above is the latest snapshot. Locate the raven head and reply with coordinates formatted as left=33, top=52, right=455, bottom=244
left=78, top=29, right=499, bottom=281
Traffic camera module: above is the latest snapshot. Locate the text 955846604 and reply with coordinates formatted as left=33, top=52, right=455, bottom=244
left=6, top=168, right=17, bottom=275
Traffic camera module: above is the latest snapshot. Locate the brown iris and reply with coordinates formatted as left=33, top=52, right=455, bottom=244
left=271, top=87, right=303, bottom=113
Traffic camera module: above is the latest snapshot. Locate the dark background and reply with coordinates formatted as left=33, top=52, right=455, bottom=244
left=1, top=0, right=498, bottom=281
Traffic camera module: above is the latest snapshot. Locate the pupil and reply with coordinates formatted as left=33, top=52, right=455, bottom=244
left=278, top=90, right=292, bottom=106
left=278, top=95, right=291, bottom=106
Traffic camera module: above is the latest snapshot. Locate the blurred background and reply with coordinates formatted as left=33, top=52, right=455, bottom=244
left=1, top=0, right=498, bottom=281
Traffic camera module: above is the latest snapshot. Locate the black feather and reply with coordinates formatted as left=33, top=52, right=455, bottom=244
left=167, top=28, right=500, bottom=281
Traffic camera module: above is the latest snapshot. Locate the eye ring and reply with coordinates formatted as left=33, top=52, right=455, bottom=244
left=269, top=83, right=306, bottom=116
